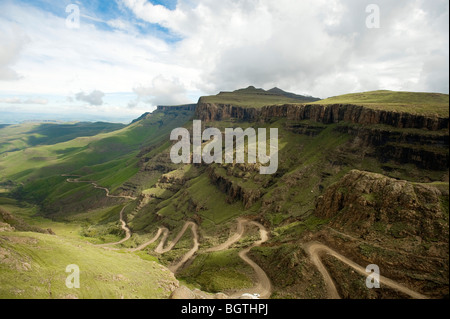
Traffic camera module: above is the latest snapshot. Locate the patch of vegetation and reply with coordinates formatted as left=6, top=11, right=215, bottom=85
left=373, top=221, right=386, bottom=233
left=389, top=222, right=409, bottom=238
left=0, top=122, right=125, bottom=155
left=359, top=243, right=376, bottom=258
left=178, top=249, right=253, bottom=293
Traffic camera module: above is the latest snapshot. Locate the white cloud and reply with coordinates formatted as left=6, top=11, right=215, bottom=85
left=0, top=97, right=48, bottom=104
left=0, top=0, right=447, bottom=123
left=132, top=75, right=190, bottom=106
left=122, top=0, right=449, bottom=97
left=75, top=90, right=105, bottom=106
left=0, top=24, right=28, bottom=81
left=0, top=2, right=199, bottom=97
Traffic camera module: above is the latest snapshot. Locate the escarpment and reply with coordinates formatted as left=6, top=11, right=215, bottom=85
left=196, top=100, right=448, bottom=131
left=315, top=169, right=449, bottom=242
left=313, top=169, right=449, bottom=298
left=195, top=100, right=449, bottom=170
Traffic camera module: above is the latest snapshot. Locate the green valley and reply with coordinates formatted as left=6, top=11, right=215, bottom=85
left=0, top=89, right=448, bottom=299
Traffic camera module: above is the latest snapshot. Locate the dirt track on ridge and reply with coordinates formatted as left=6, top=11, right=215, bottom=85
left=127, top=222, right=199, bottom=273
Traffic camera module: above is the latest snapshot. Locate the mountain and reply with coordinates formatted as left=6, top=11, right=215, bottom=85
left=200, top=86, right=321, bottom=108
left=267, top=87, right=321, bottom=102
left=0, top=89, right=448, bottom=299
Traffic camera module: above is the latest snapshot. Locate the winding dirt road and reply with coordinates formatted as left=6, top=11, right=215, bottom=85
left=64, top=174, right=201, bottom=271
left=166, top=223, right=199, bottom=273
left=126, top=222, right=199, bottom=272
left=65, top=177, right=136, bottom=200
left=63, top=175, right=273, bottom=297
left=206, top=218, right=272, bottom=299
left=64, top=175, right=134, bottom=246
left=130, top=217, right=272, bottom=298
left=205, top=218, right=246, bottom=252
left=63, top=175, right=426, bottom=300
left=233, top=221, right=272, bottom=299
left=96, top=204, right=132, bottom=247
left=128, top=228, right=165, bottom=252
left=304, top=241, right=428, bottom=299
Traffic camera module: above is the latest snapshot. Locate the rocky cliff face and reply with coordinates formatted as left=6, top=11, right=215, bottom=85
left=195, top=101, right=449, bottom=170
left=315, top=169, right=449, bottom=242
left=207, top=166, right=262, bottom=209
left=196, top=101, right=449, bottom=131
left=334, top=125, right=449, bottom=170
left=313, top=170, right=449, bottom=297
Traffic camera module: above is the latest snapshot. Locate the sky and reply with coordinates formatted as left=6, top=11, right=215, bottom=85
left=0, top=0, right=448, bottom=123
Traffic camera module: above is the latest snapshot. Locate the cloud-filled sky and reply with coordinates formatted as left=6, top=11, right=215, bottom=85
left=0, top=0, right=448, bottom=123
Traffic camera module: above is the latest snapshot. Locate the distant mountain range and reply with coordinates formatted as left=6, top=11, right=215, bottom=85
left=220, top=85, right=321, bottom=102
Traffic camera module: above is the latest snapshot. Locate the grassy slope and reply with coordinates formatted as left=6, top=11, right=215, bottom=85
left=0, top=122, right=125, bottom=154
left=0, top=231, right=176, bottom=299
left=313, top=90, right=449, bottom=117
left=178, top=249, right=254, bottom=293
left=130, top=112, right=447, bottom=237
left=200, top=88, right=449, bottom=116
left=0, top=196, right=177, bottom=299
left=0, top=108, right=194, bottom=210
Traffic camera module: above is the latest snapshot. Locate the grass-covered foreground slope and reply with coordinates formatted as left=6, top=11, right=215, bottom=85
left=0, top=230, right=177, bottom=299
left=313, top=90, right=449, bottom=117
left=0, top=189, right=178, bottom=299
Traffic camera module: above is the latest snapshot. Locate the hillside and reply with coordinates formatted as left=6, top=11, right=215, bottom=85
left=0, top=88, right=448, bottom=299
left=314, top=90, right=449, bottom=117
left=0, top=221, right=178, bottom=298
left=0, top=122, right=125, bottom=155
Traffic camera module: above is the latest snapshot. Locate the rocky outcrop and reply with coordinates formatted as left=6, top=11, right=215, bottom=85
left=334, top=125, right=449, bottom=170
left=207, top=167, right=261, bottom=209
left=196, top=101, right=449, bottom=131
left=313, top=169, right=449, bottom=298
left=315, top=169, right=449, bottom=242
left=195, top=102, right=259, bottom=122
